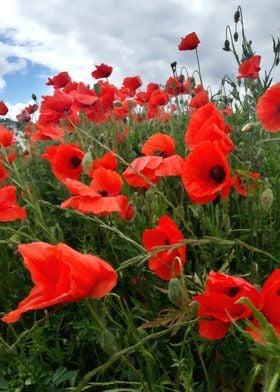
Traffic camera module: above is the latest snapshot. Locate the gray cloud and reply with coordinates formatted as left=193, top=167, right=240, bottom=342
left=0, top=0, right=279, bottom=100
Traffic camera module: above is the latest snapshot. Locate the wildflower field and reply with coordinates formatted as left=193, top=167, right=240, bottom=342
left=1, top=6, right=280, bottom=391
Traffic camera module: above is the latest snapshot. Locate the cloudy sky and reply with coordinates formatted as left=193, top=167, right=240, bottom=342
left=0, top=0, right=279, bottom=116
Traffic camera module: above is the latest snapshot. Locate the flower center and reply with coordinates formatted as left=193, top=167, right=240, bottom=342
left=227, top=286, right=240, bottom=297
left=70, top=156, right=82, bottom=169
left=153, top=149, right=168, bottom=158
left=99, top=190, right=108, bottom=197
left=209, top=165, right=226, bottom=184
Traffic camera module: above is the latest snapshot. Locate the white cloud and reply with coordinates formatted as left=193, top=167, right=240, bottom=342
left=0, top=0, right=279, bottom=101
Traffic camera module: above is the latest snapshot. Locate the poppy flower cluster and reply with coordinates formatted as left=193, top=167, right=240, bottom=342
left=194, top=269, right=280, bottom=343
left=1, top=242, right=117, bottom=323
left=142, top=215, right=186, bottom=280
left=194, top=271, right=259, bottom=340
left=181, top=100, right=256, bottom=204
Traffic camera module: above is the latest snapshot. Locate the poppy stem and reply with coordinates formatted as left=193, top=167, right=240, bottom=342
left=85, top=298, right=106, bottom=330
left=195, top=48, right=204, bottom=89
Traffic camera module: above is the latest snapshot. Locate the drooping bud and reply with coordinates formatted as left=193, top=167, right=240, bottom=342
left=233, top=32, right=239, bottom=42
left=241, top=123, right=255, bottom=132
left=170, top=61, right=177, bottom=77
left=223, top=40, right=231, bottom=52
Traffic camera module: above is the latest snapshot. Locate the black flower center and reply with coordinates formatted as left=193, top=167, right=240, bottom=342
left=227, top=286, right=241, bottom=297
left=209, top=165, right=226, bottom=184
left=99, top=190, right=108, bottom=197
left=153, top=149, right=168, bottom=158
left=70, top=156, right=82, bottom=169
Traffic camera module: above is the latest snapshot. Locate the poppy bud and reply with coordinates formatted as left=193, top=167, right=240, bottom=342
left=99, top=329, right=118, bottom=356
left=82, top=151, right=93, bottom=175
left=234, top=9, right=240, bottom=23
left=170, top=61, right=177, bottom=75
left=168, top=278, right=187, bottom=309
left=241, top=123, right=254, bottom=132
left=260, top=187, right=274, bottom=211
left=233, top=32, right=239, bottom=42
left=32, top=93, right=37, bottom=101
left=223, top=40, right=230, bottom=52
left=93, top=83, right=102, bottom=96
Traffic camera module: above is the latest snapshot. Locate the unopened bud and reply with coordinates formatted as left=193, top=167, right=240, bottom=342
left=168, top=278, right=188, bottom=309
left=93, top=83, right=102, bottom=96
left=32, top=93, right=37, bottom=101
left=99, top=329, right=118, bottom=356
left=241, top=123, right=255, bottom=132
left=234, top=9, right=240, bottom=23
left=223, top=40, right=230, bottom=52
left=233, top=32, right=239, bottom=42
left=82, top=151, right=93, bottom=175
left=260, top=187, right=274, bottom=211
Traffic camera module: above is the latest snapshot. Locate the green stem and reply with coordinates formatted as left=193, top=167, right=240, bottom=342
left=72, top=320, right=197, bottom=392
left=195, top=48, right=204, bottom=89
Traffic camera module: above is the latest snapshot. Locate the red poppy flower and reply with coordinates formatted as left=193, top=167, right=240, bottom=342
left=91, top=63, right=113, bottom=79
left=88, top=150, right=117, bottom=177
left=46, top=71, right=72, bottom=89
left=0, top=185, right=26, bottom=222
left=185, top=103, right=234, bottom=155
left=182, top=141, right=232, bottom=204
left=1, top=242, right=117, bottom=323
left=237, top=55, right=261, bottom=80
left=41, top=143, right=85, bottom=184
left=256, top=82, right=280, bottom=132
left=194, top=271, right=259, bottom=340
left=142, top=133, right=175, bottom=157
left=189, top=90, right=209, bottom=110
left=0, top=100, right=8, bottom=116
left=62, top=168, right=132, bottom=220
left=142, top=215, right=186, bottom=280
left=246, top=269, right=280, bottom=343
left=233, top=171, right=260, bottom=196
left=0, top=125, right=14, bottom=147
left=31, top=123, right=65, bottom=142
left=0, top=161, right=9, bottom=182
left=141, top=133, right=184, bottom=176
left=122, top=156, right=162, bottom=189
left=165, top=76, right=186, bottom=96
left=178, top=32, right=200, bottom=51
left=122, top=76, right=142, bottom=95
left=16, top=109, right=31, bottom=123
